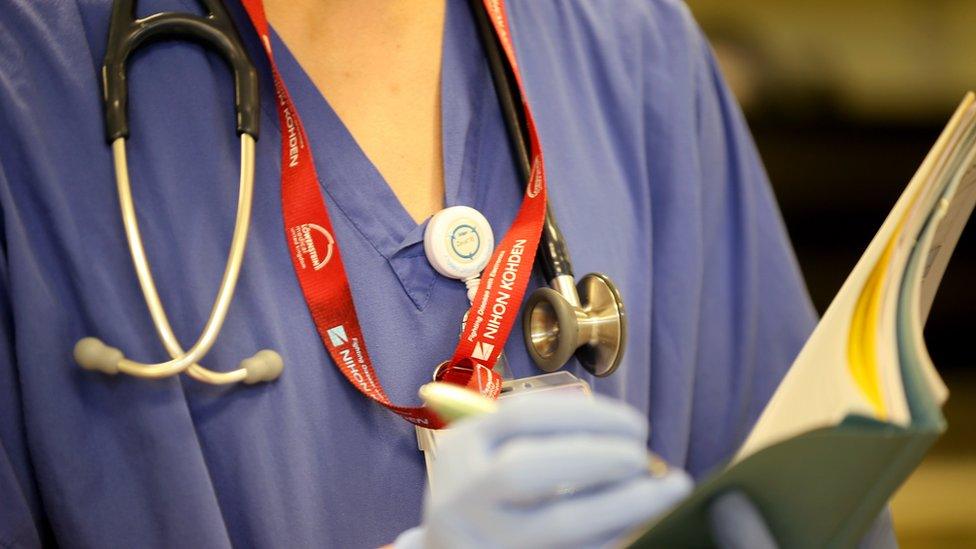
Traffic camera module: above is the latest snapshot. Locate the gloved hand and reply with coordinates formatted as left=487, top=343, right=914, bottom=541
left=707, top=491, right=897, bottom=549
left=395, top=394, right=692, bottom=549
left=708, top=491, right=778, bottom=549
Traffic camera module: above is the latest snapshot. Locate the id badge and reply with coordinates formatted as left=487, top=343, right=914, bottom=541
left=416, top=371, right=591, bottom=491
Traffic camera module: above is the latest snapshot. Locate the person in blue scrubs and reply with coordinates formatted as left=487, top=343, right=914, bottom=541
left=0, top=0, right=894, bottom=547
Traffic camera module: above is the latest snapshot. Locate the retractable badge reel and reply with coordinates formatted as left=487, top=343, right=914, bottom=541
left=418, top=207, right=592, bottom=489
left=424, top=206, right=495, bottom=302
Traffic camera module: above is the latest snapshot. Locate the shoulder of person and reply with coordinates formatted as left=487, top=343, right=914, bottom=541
left=509, top=0, right=708, bottom=83
left=0, top=1, right=115, bottom=82
left=0, top=1, right=212, bottom=73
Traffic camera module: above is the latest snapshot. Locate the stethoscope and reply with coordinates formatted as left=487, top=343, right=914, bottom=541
left=74, top=0, right=627, bottom=386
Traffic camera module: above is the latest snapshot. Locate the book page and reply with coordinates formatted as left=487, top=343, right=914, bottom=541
left=847, top=233, right=906, bottom=421
left=904, top=136, right=976, bottom=406
left=873, top=105, right=976, bottom=424
left=919, top=154, right=976, bottom=321
left=734, top=95, right=974, bottom=462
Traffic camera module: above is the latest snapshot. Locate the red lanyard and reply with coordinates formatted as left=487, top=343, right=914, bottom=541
left=240, top=0, right=547, bottom=427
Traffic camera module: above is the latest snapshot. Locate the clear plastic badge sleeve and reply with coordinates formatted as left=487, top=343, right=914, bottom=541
left=417, top=371, right=591, bottom=492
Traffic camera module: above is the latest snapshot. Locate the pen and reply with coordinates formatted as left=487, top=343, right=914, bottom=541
left=418, top=382, right=670, bottom=478
left=419, top=382, right=498, bottom=423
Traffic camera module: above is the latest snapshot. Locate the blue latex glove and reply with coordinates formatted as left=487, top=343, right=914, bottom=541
left=708, top=492, right=898, bottom=549
left=708, top=491, right=778, bottom=549
left=396, top=394, right=692, bottom=548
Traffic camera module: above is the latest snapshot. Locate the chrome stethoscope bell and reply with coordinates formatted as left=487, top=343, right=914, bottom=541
left=523, top=273, right=627, bottom=377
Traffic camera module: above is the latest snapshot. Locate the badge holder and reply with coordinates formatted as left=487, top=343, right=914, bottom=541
left=417, top=371, right=591, bottom=490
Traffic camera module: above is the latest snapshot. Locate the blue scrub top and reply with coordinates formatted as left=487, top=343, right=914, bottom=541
left=0, top=0, right=816, bottom=547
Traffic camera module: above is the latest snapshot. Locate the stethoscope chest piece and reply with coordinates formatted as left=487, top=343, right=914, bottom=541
left=523, top=273, right=626, bottom=377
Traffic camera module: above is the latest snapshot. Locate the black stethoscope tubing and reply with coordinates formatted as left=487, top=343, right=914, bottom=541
left=467, top=0, right=574, bottom=284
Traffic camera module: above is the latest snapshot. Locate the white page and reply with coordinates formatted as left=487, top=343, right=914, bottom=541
left=919, top=151, right=976, bottom=322
left=905, top=135, right=976, bottom=405
left=875, top=103, right=976, bottom=423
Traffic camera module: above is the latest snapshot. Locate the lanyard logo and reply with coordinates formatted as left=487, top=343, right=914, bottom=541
left=526, top=161, right=544, bottom=198
left=327, top=325, right=349, bottom=347
left=472, top=341, right=495, bottom=361
left=449, top=222, right=482, bottom=261
left=290, top=223, right=335, bottom=271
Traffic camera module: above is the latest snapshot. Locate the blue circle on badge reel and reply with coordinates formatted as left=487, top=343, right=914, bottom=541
left=449, top=223, right=481, bottom=262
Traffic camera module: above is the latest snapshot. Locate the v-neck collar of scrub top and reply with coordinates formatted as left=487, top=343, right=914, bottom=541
left=265, top=1, right=494, bottom=311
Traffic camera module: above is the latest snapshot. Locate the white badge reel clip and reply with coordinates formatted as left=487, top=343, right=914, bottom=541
left=424, top=205, right=495, bottom=301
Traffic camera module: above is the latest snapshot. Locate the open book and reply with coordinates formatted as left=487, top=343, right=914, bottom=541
left=628, top=93, right=976, bottom=548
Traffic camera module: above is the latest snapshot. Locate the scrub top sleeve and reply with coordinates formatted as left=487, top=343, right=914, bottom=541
left=0, top=446, right=41, bottom=549
left=0, top=9, right=45, bottom=546
left=0, top=170, right=43, bottom=549
left=685, top=22, right=818, bottom=473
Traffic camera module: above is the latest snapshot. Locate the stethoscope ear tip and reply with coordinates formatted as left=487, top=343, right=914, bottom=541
left=74, top=337, right=123, bottom=375
left=241, top=349, right=284, bottom=384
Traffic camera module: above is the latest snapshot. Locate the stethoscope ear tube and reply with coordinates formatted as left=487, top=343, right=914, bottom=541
left=81, top=0, right=277, bottom=385
left=75, top=135, right=282, bottom=384
left=102, top=0, right=260, bottom=141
